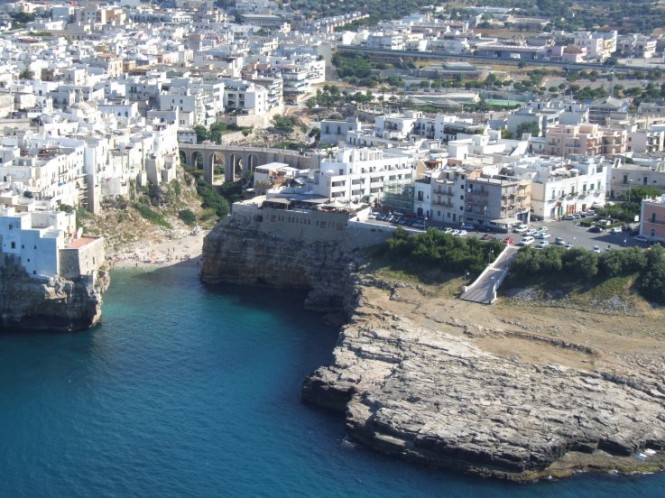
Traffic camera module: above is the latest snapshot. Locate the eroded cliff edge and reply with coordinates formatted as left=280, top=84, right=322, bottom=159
left=303, top=279, right=665, bottom=481
left=200, top=214, right=665, bottom=481
left=200, top=215, right=362, bottom=312
left=0, top=260, right=110, bottom=332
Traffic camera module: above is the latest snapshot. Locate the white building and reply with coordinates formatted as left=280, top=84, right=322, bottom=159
left=223, top=79, right=268, bottom=115
left=307, top=147, right=416, bottom=202
left=0, top=207, right=104, bottom=280
left=517, top=155, right=607, bottom=221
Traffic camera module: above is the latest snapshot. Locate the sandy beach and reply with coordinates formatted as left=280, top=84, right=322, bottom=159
left=110, top=228, right=209, bottom=269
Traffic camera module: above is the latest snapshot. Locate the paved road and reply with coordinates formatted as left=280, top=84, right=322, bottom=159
left=344, top=45, right=665, bottom=73
left=460, top=247, right=520, bottom=305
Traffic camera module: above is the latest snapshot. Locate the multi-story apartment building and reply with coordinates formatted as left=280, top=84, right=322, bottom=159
left=307, top=147, right=415, bottom=203
left=572, top=31, right=617, bottom=61
left=414, top=166, right=468, bottom=225
left=466, top=173, right=531, bottom=230
left=0, top=142, right=84, bottom=208
left=640, top=194, right=665, bottom=242
left=523, top=155, right=607, bottom=220
left=158, top=78, right=224, bottom=128
left=616, top=34, right=658, bottom=59
left=414, top=165, right=530, bottom=230
left=223, top=79, right=268, bottom=115
left=543, top=123, right=627, bottom=158
left=626, top=125, right=665, bottom=154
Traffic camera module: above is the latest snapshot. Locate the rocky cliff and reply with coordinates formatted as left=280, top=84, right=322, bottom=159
left=0, top=259, right=110, bottom=333
left=200, top=215, right=665, bottom=481
left=200, top=218, right=358, bottom=312
left=302, top=280, right=665, bottom=481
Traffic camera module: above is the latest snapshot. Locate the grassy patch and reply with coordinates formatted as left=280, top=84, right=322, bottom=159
left=133, top=203, right=172, bottom=229
left=361, top=244, right=458, bottom=286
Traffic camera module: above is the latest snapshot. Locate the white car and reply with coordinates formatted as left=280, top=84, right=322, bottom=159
left=555, top=237, right=566, bottom=245
left=526, top=228, right=539, bottom=236
left=519, top=236, right=535, bottom=246
left=457, top=230, right=468, bottom=237
left=535, top=231, right=550, bottom=239
left=593, top=245, right=601, bottom=253
left=513, top=224, right=528, bottom=233
left=443, top=227, right=453, bottom=234
left=609, top=227, right=621, bottom=234
left=536, top=240, right=549, bottom=249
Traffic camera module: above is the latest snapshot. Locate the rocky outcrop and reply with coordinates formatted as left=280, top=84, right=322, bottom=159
left=201, top=214, right=665, bottom=481
left=0, top=259, right=110, bottom=333
left=303, top=283, right=665, bottom=481
left=200, top=218, right=358, bottom=312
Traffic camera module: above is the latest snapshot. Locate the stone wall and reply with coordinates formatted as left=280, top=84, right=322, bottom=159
left=59, top=238, right=105, bottom=280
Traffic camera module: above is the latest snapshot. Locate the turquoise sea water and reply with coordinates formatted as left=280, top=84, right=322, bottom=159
left=1, top=265, right=664, bottom=498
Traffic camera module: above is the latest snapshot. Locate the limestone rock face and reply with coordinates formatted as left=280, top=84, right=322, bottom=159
left=0, top=261, right=110, bottom=332
left=303, top=284, right=665, bottom=481
left=200, top=219, right=357, bottom=312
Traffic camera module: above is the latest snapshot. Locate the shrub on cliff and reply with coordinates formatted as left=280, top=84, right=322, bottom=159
left=196, top=181, right=229, bottom=218
left=178, top=209, right=197, bottom=226
left=385, top=228, right=504, bottom=276
left=133, top=203, right=172, bottom=229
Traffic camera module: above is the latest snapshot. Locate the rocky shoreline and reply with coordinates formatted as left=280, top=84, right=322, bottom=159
left=200, top=216, right=665, bottom=482
left=302, top=279, right=665, bottom=481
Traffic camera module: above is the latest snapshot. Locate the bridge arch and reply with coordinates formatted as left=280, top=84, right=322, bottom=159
left=192, top=151, right=204, bottom=170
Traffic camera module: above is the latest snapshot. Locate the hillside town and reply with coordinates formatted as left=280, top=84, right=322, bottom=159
left=2, top=0, right=665, bottom=282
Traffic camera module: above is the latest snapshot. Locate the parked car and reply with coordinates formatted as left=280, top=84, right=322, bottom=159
left=460, top=222, right=475, bottom=231
left=555, top=237, right=566, bottom=245
left=480, top=233, right=493, bottom=240
left=536, top=240, right=549, bottom=249
left=593, top=245, right=601, bottom=253
left=634, top=235, right=649, bottom=243
left=588, top=225, right=604, bottom=233
left=526, top=228, right=539, bottom=236
left=502, top=237, right=514, bottom=245
left=565, top=242, right=574, bottom=250
left=457, top=230, right=468, bottom=237
left=451, top=229, right=460, bottom=237
left=412, top=221, right=426, bottom=230
left=519, top=236, right=535, bottom=246
left=513, top=224, right=528, bottom=233
left=535, top=231, right=550, bottom=239
left=443, top=227, right=453, bottom=234
left=609, top=227, right=622, bottom=234
left=564, top=214, right=576, bottom=221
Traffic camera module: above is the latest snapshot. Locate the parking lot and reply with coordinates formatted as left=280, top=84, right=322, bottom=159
left=367, top=212, right=650, bottom=252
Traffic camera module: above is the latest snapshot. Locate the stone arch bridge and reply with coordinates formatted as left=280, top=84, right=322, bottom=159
left=179, top=144, right=321, bottom=183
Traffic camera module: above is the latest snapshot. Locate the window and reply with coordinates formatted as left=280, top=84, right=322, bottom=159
left=652, top=213, right=656, bottom=223
left=10, top=242, right=15, bottom=249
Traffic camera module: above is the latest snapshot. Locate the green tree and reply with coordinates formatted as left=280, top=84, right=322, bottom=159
left=19, top=66, right=34, bottom=80
left=516, top=121, right=540, bottom=137
left=194, top=125, right=210, bottom=144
